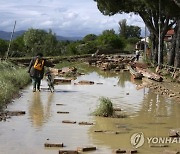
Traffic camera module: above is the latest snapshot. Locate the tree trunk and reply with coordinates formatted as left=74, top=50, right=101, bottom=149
left=174, top=19, right=180, bottom=68
left=153, top=37, right=159, bottom=64
left=160, top=34, right=164, bottom=64
left=168, top=24, right=178, bottom=66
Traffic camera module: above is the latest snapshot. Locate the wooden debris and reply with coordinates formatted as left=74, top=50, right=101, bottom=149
left=77, top=146, right=96, bottom=152
left=136, top=67, right=163, bottom=82
left=62, top=120, right=76, bottom=124
left=57, top=111, right=69, bottom=114
left=128, top=65, right=143, bottom=79
left=126, top=149, right=138, bottom=153
left=78, top=122, right=94, bottom=125
left=115, top=149, right=126, bottom=153
left=6, top=111, right=26, bottom=116
left=56, top=104, right=64, bottom=106
left=44, top=143, right=63, bottom=147
left=115, top=149, right=138, bottom=153
left=59, top=150, right=78, bottom=154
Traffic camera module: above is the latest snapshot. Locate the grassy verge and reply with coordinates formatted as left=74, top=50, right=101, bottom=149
left=0, top=61, right=31, bottom=110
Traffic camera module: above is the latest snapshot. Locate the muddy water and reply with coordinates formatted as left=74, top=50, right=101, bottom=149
left=0, top=70, right=180, bottom=154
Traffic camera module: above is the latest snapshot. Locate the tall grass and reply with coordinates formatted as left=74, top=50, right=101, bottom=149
left=0, top=61, right=31, bottom=110
left=93, top=97, right=114, bottom=117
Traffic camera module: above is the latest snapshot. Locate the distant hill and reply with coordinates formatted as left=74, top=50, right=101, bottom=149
left=0, top=30, right=82, bottom=41
left=0, top=30, right=25, bottom=40
left=56, top=35, right=83, bottom=41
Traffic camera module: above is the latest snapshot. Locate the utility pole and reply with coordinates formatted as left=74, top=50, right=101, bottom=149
left=6, top=20, right=16, bottom=60
left=144, top=25, right=147, bottom=60
left=158, top=0, right=161, bottom=66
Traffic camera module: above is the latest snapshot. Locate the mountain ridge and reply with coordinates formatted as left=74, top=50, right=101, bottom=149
left=0, top=30, right=82, bottom=41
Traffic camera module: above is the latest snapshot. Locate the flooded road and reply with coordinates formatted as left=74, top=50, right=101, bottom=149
left=0, top=70, right=180, bottom=154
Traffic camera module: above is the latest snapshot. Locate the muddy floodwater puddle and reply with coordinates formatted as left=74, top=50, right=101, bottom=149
left=0, top=71, right=180, bottom=154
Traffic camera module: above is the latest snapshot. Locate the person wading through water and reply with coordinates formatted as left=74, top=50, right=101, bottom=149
left=28, top=53, right=45, bottom=92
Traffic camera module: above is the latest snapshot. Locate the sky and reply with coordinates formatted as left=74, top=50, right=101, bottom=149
left=0, top=0, right=145, bottom=37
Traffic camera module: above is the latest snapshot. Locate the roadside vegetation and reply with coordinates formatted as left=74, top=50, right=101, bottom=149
left=0, top=61, right=31, bottom=110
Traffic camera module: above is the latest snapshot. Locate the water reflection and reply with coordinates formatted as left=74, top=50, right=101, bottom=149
left=117, top=72, right=131, bottom=87
left=29, top=92, right=54, bottom=130
left=88, top=88, right=180, bottom=152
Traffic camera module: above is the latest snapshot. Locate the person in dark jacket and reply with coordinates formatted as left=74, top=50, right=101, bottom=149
left=28, top=53, right=45, bottom=92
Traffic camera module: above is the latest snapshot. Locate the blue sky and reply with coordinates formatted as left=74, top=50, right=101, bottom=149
left=0, top=0, right=145, bottom=37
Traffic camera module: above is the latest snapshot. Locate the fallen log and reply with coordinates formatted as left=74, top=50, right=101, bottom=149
left=127, top=65, right=143, bottom=79
left=136, top=67, right=163, bottom=82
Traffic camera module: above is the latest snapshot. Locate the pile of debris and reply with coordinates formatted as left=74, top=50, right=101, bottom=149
left=49, top=67, right=83, bottom=78
left=88, top=55, right=134, bottom=72
left=156, top=65, right=180, bottom=83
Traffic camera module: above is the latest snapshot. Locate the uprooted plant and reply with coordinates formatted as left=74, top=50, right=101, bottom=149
left=93, top=97, right=127, bottom=118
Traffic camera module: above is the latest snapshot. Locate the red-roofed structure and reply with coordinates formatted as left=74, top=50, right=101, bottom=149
left=164, top=29, right=174, bottom=42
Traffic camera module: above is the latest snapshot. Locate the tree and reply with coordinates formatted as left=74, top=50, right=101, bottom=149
left=83, top=34, right=97, bottom=42
left=42, top=30, right=58, bottom=56
left=127, top=26, right=141, bottom=38
left=97, top=29, right=126, bottom=51
left=94, top=0, right=179, bottom=65
left=8, top=35, right=26, bottom=57
left=0, top=39, right=8, bottom=57
left=119, top=19, right=127, bottom=38
left=119, top=19, right=141, bottom=38
left=66, top=42, right=79, bottom=55
left=23, top=28, right=58, bottom=56
left=143, top=0, right=180, bottom=67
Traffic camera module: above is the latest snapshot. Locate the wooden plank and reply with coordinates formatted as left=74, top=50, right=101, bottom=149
left=77, top=146, right=96, bottom=152
left=44, top=143, right=63, bottom=147
left=62, top=120, right=76, bottom=124
left=136, top=67, right=163, bottom=82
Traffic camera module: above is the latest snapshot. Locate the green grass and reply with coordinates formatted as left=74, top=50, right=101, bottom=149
left=92, top=97, right=128, bottom=118
left=93, top=97, right=114, bottom=117
left=0, top=61, right=31, bottom=110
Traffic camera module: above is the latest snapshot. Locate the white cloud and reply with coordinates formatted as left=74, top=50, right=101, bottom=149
left=0, top=0, right=145, bottom=37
